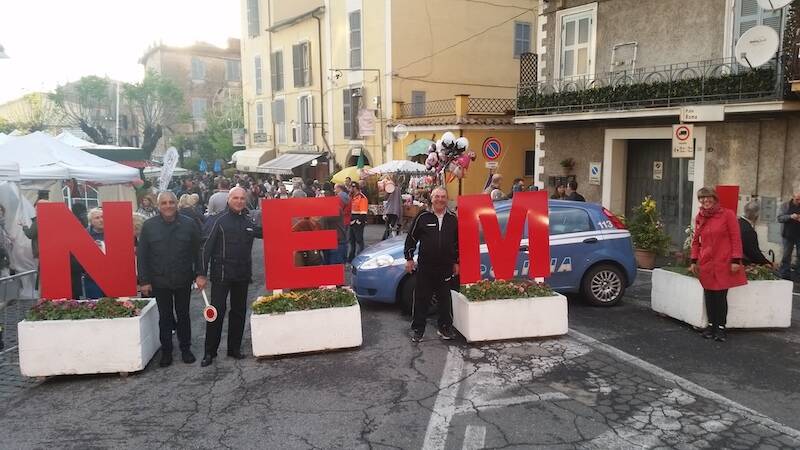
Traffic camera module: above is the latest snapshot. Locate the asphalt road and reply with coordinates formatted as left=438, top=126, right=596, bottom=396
left=1, top=225, right=799, bottom=449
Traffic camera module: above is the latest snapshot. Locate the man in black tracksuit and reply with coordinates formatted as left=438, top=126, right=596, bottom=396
left=197, top=187, right=263, bottom=366
left=137, top=191, right=203, bottom=367
left=404, top=187, right=459, bottom=342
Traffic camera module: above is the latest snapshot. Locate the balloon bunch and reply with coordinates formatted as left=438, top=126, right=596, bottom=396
left=424, top=131, right=477, bottom=182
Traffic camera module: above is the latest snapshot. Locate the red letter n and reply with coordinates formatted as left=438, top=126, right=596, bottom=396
left=39, top=202, right=137, bottom=299
left=458, top=191, right=550, bottom=284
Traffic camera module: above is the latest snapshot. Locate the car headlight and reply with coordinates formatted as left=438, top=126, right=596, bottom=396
left=359, top=254, right=397, bottom=270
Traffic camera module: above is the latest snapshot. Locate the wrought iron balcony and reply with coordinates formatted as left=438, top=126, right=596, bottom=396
left=516, top=57, right=783, bottom=116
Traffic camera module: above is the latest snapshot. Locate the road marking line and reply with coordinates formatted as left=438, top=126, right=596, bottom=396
left=454, top=392, right=569, bottom=414
left=0, top=345, right=17, bottom=356
left=462, top=424, right=486, bottom=450
left=422, top=346, right=465, bottom=450
left=569, top=329, right=800, bottom=441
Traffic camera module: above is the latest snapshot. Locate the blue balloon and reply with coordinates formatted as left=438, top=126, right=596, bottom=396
left=213, top=159, right=222, bottom=173
left=199, top=159, right=208, bottom=172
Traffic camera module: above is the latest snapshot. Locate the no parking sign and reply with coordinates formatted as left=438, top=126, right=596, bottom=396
left=482, top=137, right=502, bottom=161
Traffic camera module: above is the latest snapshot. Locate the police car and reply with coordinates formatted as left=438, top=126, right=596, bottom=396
left=351, top=199, right=636, bottom=311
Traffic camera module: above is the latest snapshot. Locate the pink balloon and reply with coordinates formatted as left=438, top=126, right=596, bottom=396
left=457, top=154, right=472, bottom=170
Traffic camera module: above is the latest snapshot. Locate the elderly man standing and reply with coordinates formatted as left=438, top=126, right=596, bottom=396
left=137, top=192, right=203, bottom=367
left=197, top=187, right=263, bottom=366
left=777, top=190, right=800, bottom=280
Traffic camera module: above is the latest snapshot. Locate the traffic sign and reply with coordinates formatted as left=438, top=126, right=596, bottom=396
left=485, top=161, right=499, bottom=169
left=672, top=124, right=694, bottom=158
left=482, top=137, right=502, bottom=161
left=589, top=162, right=601, bottom=185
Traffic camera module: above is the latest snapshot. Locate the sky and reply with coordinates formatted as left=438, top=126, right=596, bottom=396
left=0, top=0, right=241, bottom=103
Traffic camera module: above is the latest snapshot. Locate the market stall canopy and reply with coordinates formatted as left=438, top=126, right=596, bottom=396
left=367, top=160, right=429, bottom=175
left=0, top=160, right=21, bottom=181
left=406, top=139, right=435, bottom=157
left=56, top=131, right=98, bottom=148
left=0, top=133, right=9, bottom=145
left=255, top=152, right=323, bottom=175
left=142, top=166, right=190, bottom=179
left=331, top=165, right=371, bottom=184
left=0, top=132, right=141, bottom=183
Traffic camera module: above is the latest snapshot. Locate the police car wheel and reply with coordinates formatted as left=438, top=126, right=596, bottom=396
left=399, top=275, right=416, bottom=316
left=582, top=264, right=625, bottom=306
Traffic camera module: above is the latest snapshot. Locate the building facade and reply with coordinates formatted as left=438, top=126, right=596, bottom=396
left=139, top=39, right=243, bottom=158
left=238, top=0, right=538, bottom=188
left=515, top=0, right=800, bottom=258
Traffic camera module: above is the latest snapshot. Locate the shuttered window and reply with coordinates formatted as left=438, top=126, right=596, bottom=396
left=270, top=51, right=284, bottom=92
left=299, top=95, right=314, bottom=145
left=514, top=22, right=532, bottom=58
left=255, top=102, right=264, bottom=133
left=560, top=12, right=593, bottom=78
left=292, top=42, right=311, bottom=87
left=247, top=0, right=260, bottom=37
left=734, top=0, right=783, bottom=55
left=343, top=89, right=359, bottom=139
left=254, top=56, right=262, bottom=95
left=349, top=10, right=362, bottom=69
left=272, top=99, right=286, bottom=144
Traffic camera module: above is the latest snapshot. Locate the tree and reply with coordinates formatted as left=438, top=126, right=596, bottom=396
left=6, top=93, right=63, bottom=133
left=50, top=76, right=115, bottom=144
left=123, top=70, right=186, bottom=159
left=0, top=118, right=14, bottom=134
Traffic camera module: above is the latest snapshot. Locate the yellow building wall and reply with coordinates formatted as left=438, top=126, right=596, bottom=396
left=390, top=0, right=535, bottom=104
left=396, top=128, right=535, bottom=198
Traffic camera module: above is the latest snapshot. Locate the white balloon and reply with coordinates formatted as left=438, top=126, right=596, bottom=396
left=441, top=131, right=456, bottom=149
left=455, top=137, right=469, bottom=152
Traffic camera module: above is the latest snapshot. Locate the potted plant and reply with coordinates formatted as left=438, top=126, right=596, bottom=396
left=18, top=297, right=159, bottom=377
left=559, top=157, right=576, bottom=175
left=250, top=287, right=362, bottom=357
left=451, top=279, right=568, bottom=343
left=627, top=196, right=671, bottom=269
left=651, top=265, right=792, bottom=329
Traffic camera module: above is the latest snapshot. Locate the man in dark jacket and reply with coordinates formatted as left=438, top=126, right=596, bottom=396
left=565, top=180, right=586, bottom=202
left=738, top=200, right=771, bottom=266
left=196, top=187, right=263, bottom=366
left=404, top=186, right=459, bottom=343
left=777, top=190, right=800, bottom=280
left=137, top=191, right=203, bottom=367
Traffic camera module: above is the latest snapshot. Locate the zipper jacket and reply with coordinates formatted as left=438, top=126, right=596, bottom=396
left=404, top=209, right=459, bottom=271
left=199, top=207, right=263, bottom=283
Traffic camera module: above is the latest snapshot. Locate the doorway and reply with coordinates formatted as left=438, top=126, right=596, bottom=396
left=625, top=139, right=694, bottom=248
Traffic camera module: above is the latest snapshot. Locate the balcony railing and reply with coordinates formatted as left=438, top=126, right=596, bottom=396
left=400, top=99, right=455, bottom=118
left=516, top=57, right=783, bottom=116
left=468, top=97, right=516, bottom=114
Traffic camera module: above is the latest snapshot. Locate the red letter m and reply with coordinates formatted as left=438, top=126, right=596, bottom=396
left=457, top=191, right=550, bottom=284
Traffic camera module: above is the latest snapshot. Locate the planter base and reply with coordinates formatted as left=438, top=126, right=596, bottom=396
left=18, top=299, right=159, bottom=377
left=250, top=303, right=363, bottom=357
left=452, top=291, right=568, bottom=343
left=651, top=269, right=793, bottom=329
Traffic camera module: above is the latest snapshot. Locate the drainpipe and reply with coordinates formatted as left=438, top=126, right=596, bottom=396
left=312, top=12, right=333, bottom=158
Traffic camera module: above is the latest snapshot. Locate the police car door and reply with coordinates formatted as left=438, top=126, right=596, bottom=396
left=547, top=206, right=597, bottom=291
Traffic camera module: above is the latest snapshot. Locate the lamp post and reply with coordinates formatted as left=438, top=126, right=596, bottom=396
left=0, top=44, right=9, bottom=59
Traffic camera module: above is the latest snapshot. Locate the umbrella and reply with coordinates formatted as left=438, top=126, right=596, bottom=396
left=199, top=159, right=208, bottom=172
left=331, top=165, right=371, bottom=184
left=406, top=139, right=434, bottom=157
left=213, top=159, right=222, bottom=173
left=367, top=160, right=429, bottom=175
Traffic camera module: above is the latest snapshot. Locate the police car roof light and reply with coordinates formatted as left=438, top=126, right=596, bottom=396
left=602, top=207, right=627, bottom=230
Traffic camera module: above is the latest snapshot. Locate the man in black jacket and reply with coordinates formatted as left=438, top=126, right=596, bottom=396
left=404, top=187, right=459, bottom=343
left=739, top=200, right=771, bottom=266
left=777, top=190, right=800, bottom=280
left=137, top=191, right=203, bottom=367
left=196, top=187, right=263, bottom=366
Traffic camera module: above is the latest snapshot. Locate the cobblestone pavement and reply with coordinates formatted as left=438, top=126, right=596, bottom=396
left=1, top=225, right=799, bottom=448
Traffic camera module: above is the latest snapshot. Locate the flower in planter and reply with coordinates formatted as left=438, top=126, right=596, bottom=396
left=663, top=265, right=779, bottom=282
left=461, top=279, right=554, bottom=302
left=627, top=196, right=672, bottom=255
left=26, top=297, right=149, bottom=321
left=252, top=288, right=357, bottom=315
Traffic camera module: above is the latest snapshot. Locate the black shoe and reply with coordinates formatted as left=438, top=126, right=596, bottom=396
left=227, top=351, right=245, bottom=360
left=200, top=354, right=215, bottom=367
left=159, top=351, right=173, bottom=367
left=181, top=350, right=196, bottom=364
left=437, top=325, right=456, bottom=341
left=411, top=329, right=424, bottom=343
left=714, top=326, right=727, bottom=342
left=701, top=325, right=714, bottom=339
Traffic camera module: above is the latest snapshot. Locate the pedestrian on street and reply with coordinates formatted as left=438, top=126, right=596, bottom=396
left=137, top=192, right=203, bottom=367
left=197, top=187, right=263, bottom=366
left=565, top=181, right=585, bottom=202
left=551, top=184, right=566, bottom=200
left=483, top=174, right=503, bottom=195
left=137, top=195, right=158, bottom=218
left=206, top=179, right=231, bottom=216
left=348, top=182, right=368, bottom=261
left=404, top=186, right=459, bottom=343
left=321, top=184, right=347, bottom=264
left=83, top=208, right=106, bottom=299
left=509, top=178, right=525, bottom=198
left=689, top=187, right=747, bottom=342
left=738, top=200, right=772, bottom=267
left=777, top=190, right=800, bottom=280
left=382, top=178, right=402, bottom=240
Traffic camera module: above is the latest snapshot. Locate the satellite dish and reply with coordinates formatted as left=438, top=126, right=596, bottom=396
left=392, top=124, right=409, bottom=140
left=735, top=25, right=780, bottom=68
left=756, top=0, right=792, bottom=11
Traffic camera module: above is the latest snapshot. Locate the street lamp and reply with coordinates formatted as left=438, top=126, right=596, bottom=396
left=0, top=44, right=9, bottom=59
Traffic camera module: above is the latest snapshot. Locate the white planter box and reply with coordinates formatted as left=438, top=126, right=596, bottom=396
left=452, top=290, right=568, bottom=343
left=18, top=299, right=159, bottom=377
left=651, top=269, right=793, bottom=329
left=250, top=303, right=362, bottom=357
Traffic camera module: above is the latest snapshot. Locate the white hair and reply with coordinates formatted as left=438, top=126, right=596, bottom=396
left=157, top=191, right=177, bottom=203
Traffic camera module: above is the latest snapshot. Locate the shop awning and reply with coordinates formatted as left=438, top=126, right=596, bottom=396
left=235, top=148, right=274, bottom=172
left=406, top=139, right=434, bottom=157
left=255, top=152, right=322, bottom=175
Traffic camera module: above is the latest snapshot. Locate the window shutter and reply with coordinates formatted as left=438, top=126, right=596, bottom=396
left=307, top=95, right=314, bottom=145
left=270, top=53, right=278, bottom=92
left=343, top=89, right=351, bottom=139
left=254, top=56, right=262, bottom=95
left=271, top=99, right=284, bottom=124
left=247, top=0, right=260, bottom=37
left=351, top=94, right=359, bottom=139
left=293, top=44, right=302, bottom=87
left=303, top=42, right=312, bottom=87
left=737, top=0, right=761, bottom=37
left=349, top=11, right=362, bottom=69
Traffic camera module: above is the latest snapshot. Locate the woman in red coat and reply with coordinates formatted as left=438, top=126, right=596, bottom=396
left=689, top=187, right=747, bottom=342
